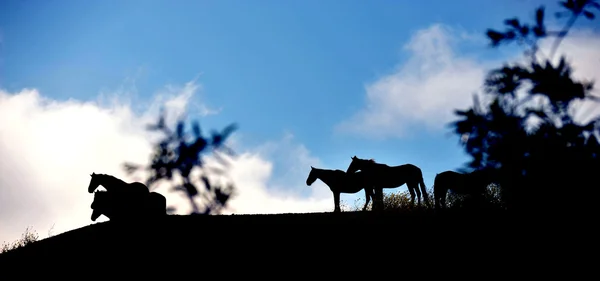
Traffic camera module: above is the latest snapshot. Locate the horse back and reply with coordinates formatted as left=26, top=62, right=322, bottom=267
left=344, top=172, right=372, bottom=193
left=365, top=163, right=423, bottom=186
left=435, top=170, right=487, bottom=195
left=435, top=171, right=464, bottom=185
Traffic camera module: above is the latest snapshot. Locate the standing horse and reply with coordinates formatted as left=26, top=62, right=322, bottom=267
left=346, top=156, right=431, bottom=210
left=306, top=166, right=375, bottom=212
left=433, top=170, right=490, bottom=209
left=88, top=172, right=150, bottom=199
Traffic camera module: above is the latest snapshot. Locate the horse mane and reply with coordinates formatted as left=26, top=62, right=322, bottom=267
left=94, top=173, right=126, bottom=183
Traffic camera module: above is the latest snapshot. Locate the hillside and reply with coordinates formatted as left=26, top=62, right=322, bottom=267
left=0, top=209, right=587, bottom=274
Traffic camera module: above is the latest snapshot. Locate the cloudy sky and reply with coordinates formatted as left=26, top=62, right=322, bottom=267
left=1, top=0, right=599, bottom=243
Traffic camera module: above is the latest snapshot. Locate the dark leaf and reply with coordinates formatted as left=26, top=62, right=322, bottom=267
left=183, top=182, right=199, bottom=196
left=519, top=26, right=529, bottom=36
left=504, top=18, right=520, bottom=29
left=211, top=123, right=238, bottom=147
left=176, top=120, right=185, bottom=139
left=192, top=121, right=202, bottom=138
left=560, top=0, right=575, bottom=10
left=215, top=185, right=233, bottom=205
left=201, top=176, right=212, bottom=191
left=533, top=26, right=546, bottom=37
left=192, top=137, right=208, bottom=153
left=486, top=30, right=505, bottom=46
left=536, top=7, right=545, bottom=27
left=180, top=165, right=192, bottom=178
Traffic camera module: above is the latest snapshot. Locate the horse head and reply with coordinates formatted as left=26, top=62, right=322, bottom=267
left=306, top=166, right=318, bottom=186
left=90, top=190, right=111, bottom=221
left=88, top=172, right=101, bottom=193
left=346, top=156, right=372, bottom=174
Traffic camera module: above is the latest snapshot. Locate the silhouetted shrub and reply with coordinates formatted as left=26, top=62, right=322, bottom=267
left=123, top=108, right=238, bottom=215
left=444, top=183, right=505, bottom=210
left=451, top=0, right=600, bottom=211
left=343, top=185, right=504, bottom=212
left=1, top=227, right=39, bottom=254
left=344, top=189, right=435, bottom=212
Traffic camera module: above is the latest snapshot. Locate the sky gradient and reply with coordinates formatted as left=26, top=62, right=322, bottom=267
left=2, top=0, right=600, bottom=243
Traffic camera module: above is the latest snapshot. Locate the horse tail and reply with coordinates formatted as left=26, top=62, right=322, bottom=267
left=419, top=174, right=431, bottom=205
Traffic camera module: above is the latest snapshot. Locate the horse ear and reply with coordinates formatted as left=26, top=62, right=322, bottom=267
left=310, top=166, right=314, bottom=169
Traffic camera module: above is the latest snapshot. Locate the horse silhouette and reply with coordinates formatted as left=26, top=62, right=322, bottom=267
left=88, top=172, right=149, bottom=200
left=306, top=166, right=375, bottom=212
left=346, top=156, right=431, bottom=210
left=433, top=170, right=490, bottom=209
left=145, top=192, right=168, bottom=217
left=91, top=190, right=167, bottom=221
left=91, top=190, right=138, bottom=221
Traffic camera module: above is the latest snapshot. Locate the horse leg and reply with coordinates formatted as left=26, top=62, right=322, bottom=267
left=434, top=184, right=445, bottom=209
left=371, top=188, right=381, bottom=211
left=409, top=182, right=422, bottom=206
left=371, top=188, right=378, bottom=211
left=408, top=187, right=416, bottom=206
left=440, top=190, right=447, bottom=209
left=419, top=177, right=431, bottom=207
left=376, top=188, right=384, bottom=211
left=362, top=188, right=372, bottom=211
left=333, top=192, right=341, bottom=213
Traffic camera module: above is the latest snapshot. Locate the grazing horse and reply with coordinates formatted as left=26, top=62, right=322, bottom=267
left=433, top=170, right=490, bottom=209
left=88, top=172, right=149, bottom=200
left=90, top=190, right=167, bottom=221
left=346, top=156, right=431, bottom=210
left=306, top=166, right=375, bottom=212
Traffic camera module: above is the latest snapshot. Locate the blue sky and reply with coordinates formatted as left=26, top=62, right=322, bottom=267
left=2, top=0, right=600, bottom=240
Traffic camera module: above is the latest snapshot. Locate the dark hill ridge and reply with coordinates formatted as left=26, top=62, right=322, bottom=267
left=0, top=209, right=586, bottom=272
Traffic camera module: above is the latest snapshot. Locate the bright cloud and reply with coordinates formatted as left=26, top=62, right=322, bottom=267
left=0, top=81, right=332, bottom=245
left=543, top=29, right=600, bottom=125
left=338, top=23, right=600, bottom=139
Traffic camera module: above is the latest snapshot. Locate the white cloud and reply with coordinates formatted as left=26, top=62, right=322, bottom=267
left=0, top=81, right=332, bottom=245
left=338, top=23, right=600, bottom=139
left=541, top=29, right=600, bottom=125
left=336, top=24, right=496, bottom=139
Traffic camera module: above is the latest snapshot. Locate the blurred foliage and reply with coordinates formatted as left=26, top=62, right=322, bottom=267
left=123, top=108, right=238, bottom=215
left=1, top=227, right=39, bottom=254
left=452, top=0, right=600, bottom=211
